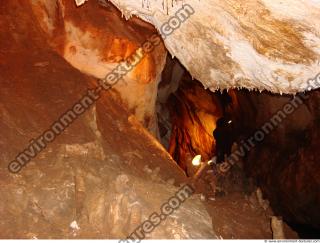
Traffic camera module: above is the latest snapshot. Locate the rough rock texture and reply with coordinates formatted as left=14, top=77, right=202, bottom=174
left=232, top=89, right=320, bottom=231
left=99, top=0, right=320, bottom=94
left=156, top=57, right=185, bottom=149
left=0, top=1, right=216, bottom=239
left=74, top=0, right=320, bottom=235
left=31, top=0, right=168, bottom=135
left=167, top=78, right=223, bottom=175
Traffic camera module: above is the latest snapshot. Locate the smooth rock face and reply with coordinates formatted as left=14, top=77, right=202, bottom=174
left=31, top=0, right=168, bottom=135
left=0, top=1, right=216, bottom=239
left=105, top=0, right=320, bottom=94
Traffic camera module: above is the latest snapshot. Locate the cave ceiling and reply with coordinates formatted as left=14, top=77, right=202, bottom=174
left=77, top=0, right=320, bottom=94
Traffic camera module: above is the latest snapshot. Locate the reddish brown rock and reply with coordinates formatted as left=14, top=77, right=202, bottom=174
left=0, top=1, right=215, bottom=239
left=31, top=0, right=167, bottom=135
left=232, top=90, right=320, bottom=232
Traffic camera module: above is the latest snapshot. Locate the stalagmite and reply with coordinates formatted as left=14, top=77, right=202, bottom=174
left=271, top=216, right=286, bottom=239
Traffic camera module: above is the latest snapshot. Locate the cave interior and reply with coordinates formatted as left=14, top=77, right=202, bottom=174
left=0, top=0, right=320, bottom=240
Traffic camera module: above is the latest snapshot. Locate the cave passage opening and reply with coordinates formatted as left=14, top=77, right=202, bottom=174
left=155, top=57, right=320, bottom=239
left=156, top=57, right=241, bottom=177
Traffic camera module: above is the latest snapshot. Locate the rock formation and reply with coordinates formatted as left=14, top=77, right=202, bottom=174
left=104, top=0, right=320, bottom=94
left=1, top=0, right=320, bottom=239
left=0, top=1, right=215, bottom=238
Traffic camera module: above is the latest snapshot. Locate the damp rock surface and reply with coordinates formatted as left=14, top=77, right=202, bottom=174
left=0, top=1, right=215, bottom=238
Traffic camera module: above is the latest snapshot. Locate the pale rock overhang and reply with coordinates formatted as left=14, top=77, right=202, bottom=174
left=77, top=0, right=320, bottom=94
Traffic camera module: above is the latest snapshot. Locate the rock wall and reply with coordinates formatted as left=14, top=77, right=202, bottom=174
left=232, top=89, right=320, bottom=231
left=166, top=78, right=223, bottom=175
left=0, top=1, right=216, bottom=238
left=31, top=0, right=168, bottom=135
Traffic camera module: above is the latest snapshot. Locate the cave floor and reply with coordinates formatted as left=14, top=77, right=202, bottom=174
left=0, top=1, right=307, bottom=238
left=192, top=164, right=299, bottom=239
left=206, top=193, right=273, bottom=239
